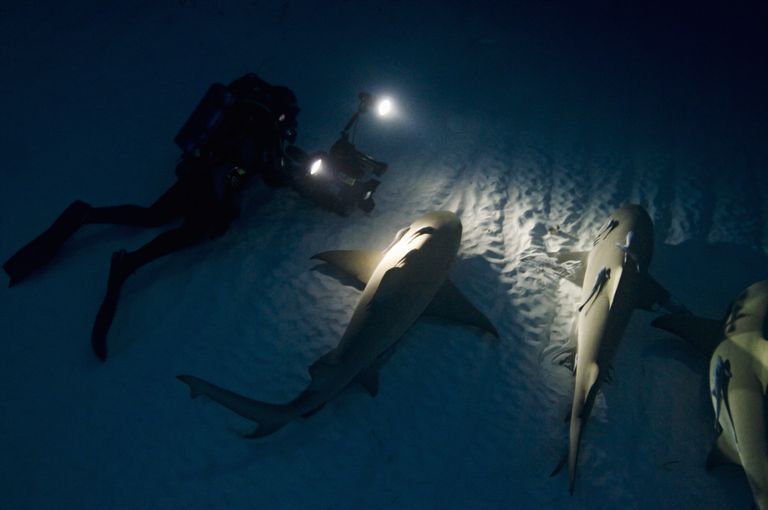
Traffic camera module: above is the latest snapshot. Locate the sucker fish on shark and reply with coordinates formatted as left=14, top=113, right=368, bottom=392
left=653, top=281, right=768, bottom=510
left=177, top=211, right=498, bottom=438
left=549, top=204, right=680, bottom=494
left=578, top=266, right=611, bottom=314
left=711, top=355, right=737, bottom=442
left=616, top=230, right=640, bottom=272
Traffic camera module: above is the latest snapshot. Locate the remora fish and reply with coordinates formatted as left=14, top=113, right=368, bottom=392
left=653, top=281, right=768, bottom=510
left=178, top=211, right=497, bottom=437
left=550, top=204, right=677, bottom=493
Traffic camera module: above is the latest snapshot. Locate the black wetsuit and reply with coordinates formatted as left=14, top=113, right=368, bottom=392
left=89, top=97, right=284, bottom=274
left=3, top=75, right=295, bottom=360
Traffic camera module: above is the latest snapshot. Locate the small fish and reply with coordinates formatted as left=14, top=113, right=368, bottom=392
left=578, top=267, right=611, bottom=314
left=593, top=219, right=619, bottom=246
left=616, top=230, right=640, bottom=272
left=712, top=356, right=737, bottom=443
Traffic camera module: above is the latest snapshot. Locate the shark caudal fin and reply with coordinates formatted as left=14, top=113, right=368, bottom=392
left=176, top=374, right=291, bottom=439
left=551, top=364, right=600, bottom=494
left=566, top=363, right=600, bottom=494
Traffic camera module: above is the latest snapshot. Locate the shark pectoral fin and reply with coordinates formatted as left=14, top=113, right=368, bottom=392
left=650, top=313, right=723, bottom=356
left=549, top=250, right=589, bottom=287
left=423, top=279, right=499, bottom=337
left=243, top=420, right=289, bottom=439
left=635, top=273, right=669, bottom=310
left=301, top=403, right=326, bottom=418
left=705, top=433, right=740, bottom=471
left=354, top=366, right=380, bottom=397
left=635, top=273, right=689, bottom=314
left=310, top=250, right=383, bottom=285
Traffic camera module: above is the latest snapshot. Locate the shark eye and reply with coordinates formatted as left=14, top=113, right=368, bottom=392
left=409, top=226, right=436, bottom=239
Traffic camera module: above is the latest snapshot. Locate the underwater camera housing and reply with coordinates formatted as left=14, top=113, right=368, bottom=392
left=283, top=141, right=384, bottom=215
left=174, top=82, right=390, bottom=215
left=285, top=91, right=390, bottom=215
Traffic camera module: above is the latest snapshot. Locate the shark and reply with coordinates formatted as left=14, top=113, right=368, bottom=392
left=653, top=280, right=768, bottom=510
left=549, top=204, right=679, bottom=493
left=177, top=211, right=497, bottom=438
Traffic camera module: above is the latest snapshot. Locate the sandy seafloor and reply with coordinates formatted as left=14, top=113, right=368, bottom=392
left=1, top=1, right=767, bottom=509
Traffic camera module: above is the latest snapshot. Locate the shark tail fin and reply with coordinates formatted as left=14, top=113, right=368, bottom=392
left=177, top=374, right=291, bottom=439
left=565, top=363, right=600, bottom=495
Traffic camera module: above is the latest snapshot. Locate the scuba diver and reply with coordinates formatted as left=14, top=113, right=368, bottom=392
left=2, top=73, right=300, bottom=361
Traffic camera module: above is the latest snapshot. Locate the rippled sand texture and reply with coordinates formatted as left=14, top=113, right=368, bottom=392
left=1, top=1, right=766, bottom=509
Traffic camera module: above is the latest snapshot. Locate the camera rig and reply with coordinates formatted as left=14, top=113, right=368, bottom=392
left=175, top=80, right=391, bottom=216
left=285, top=92, right=390, bottom=215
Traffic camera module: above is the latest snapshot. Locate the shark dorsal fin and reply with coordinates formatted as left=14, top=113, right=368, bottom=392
left=651, top=313, right=724, bottom=356
left=423, top=279, right=499, bottom=337
left=311, top=250, right=383, bottom=285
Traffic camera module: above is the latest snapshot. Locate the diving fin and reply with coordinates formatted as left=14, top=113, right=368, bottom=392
left=311, top=250, right=383, bottom=286
left=423, top=279, right=499, bottom=337
left=3, top=200, right=91, bottom=286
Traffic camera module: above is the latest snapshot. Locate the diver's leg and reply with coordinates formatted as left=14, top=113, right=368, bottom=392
left=84, top=183, right=184, bottom=227
left=2, top=184, right=185, bottom=286
left=91, top=223, right=206, bottom=361
left=3, top=200, right=92, bottom=286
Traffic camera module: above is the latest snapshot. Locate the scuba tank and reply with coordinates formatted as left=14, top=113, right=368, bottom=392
left=174, top=83, right=235, bottom=156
